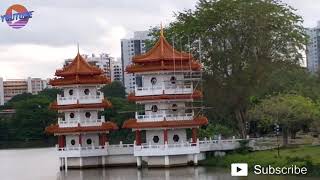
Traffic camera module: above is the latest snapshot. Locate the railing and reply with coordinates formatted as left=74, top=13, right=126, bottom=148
left=134, top=140, right=200, bottom=156
left=199, top=138, right=241, bottom=151
left=58, top=116, right=105, bottom=127
left=136, top=113, right=193, bottom=122
left=56, top=144, right=108, bottom=157
left=57, top=93, right=104, bottom=105
left=135, top=84, right=193, bottom=96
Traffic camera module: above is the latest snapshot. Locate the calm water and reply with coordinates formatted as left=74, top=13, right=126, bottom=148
left=0, top=148, right=317, bottom=180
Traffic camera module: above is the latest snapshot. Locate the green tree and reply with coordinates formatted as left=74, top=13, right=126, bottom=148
left=100, top=81, right=126, bottom=98
left=103, top=97, right=136, bottom=143
left=148, top=0, right=307, bottom=138
left=248, top=94, right=320, bottom=146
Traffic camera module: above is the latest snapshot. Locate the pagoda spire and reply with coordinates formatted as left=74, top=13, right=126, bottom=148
left=77, top=43, right=80, bottom=54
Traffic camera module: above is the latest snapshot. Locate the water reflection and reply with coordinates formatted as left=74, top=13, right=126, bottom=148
left=57, top=167, right=237, bottom=180
left=57, top=166, right=320, bottom=180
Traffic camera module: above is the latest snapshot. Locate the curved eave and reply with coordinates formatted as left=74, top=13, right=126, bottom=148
left=133, top=57, right=192, bottom=63
left=49, top=77, right=110, bottom=86
left=122, top=116, right=208, bottom=129
left=50, top=99, right=112, bottom=110
left=55, top=71, right=103, bottom=77
left=126, top=64, right=201, bottom=73
left=45, top=122, right=118, bottom=134
left=127, top=91, right=202, bottom=102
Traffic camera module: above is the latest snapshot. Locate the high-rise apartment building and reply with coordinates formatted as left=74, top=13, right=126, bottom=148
left=121, top=31, right=151, bottom=93
left=306, top=21, right=320, bottom=73
left=0, top=77, right=48, bottom=105
left=64, top=53, right=112, bottom=79
left=111, top=58, right=123, bottom=82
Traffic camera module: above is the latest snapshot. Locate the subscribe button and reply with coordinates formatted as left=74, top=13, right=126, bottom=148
left=231, top=163, right=248, bottom=176
left=231, top=163, right=308, bottom=176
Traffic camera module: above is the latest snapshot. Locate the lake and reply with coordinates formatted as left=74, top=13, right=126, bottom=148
left=0, top=147, right=317, bottom=180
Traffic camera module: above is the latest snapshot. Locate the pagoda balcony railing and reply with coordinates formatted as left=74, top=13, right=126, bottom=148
left=57, top=93, right=104, bottom=105
left=136, top=112, right=194, bottom=122
left=56, top=144, right=108, bottom=157
left=56, top=143, right=134, bottom=157
left=133, top=140, right=200, bottom=156
left=58, top=116, right=105, bottom=127
left=135, top=84, right=193, bottom=96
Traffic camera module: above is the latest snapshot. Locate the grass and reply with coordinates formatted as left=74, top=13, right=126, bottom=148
left=200, top=145, right=320, bottom=176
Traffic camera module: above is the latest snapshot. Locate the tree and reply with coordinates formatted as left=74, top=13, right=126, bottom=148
left=248, top=94, right=320, bottom=146
left=100, top=81, right=126, bottom=99
left=103, top=97, right=136, bottom=143
left=148, top=0, right=307, bottom=138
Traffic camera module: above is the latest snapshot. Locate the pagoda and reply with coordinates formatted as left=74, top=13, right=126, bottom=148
left=45, top=51, right=118, bottom=169
left=123, top=28, right=208, bottom=167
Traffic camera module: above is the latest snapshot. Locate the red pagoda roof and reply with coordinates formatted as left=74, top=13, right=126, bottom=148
left=49, top=52, right=110, bottom=86
left=45, top=122, right=118, bottom=134
left=122, top=116, right=208, bottom=129
left=132, top=32, right=192, bottom=63
left=126, top=28, right=202, bottom=73
left=50, top=99, right=112, bottom=110
left=128, top=90, right=202, bottom=102
left=56, top=53, right=103, bottom=76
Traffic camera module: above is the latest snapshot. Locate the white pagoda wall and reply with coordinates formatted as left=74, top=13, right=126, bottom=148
left=146, top=129, right=187, bottom=145
left=62, top=85, right=99, bottom=98
left=65, top=133, right=99, bottom=147
left=141, top=73, right=184, bottom=88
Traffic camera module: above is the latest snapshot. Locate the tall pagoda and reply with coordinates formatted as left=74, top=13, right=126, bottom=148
left=123, top=28, right=208, bottom=167
left=45, top=51, right=118, bottom=169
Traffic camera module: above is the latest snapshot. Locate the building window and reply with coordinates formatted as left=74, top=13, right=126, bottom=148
left=170, top=76, right=176, bottom=84
left=173, top=135, right=179, bottom=142
left=85, top=112, right=91, bottom=118
left=84, top=89, right=90, bottom=95
left=151, top=105, right=158, bottom=112
left=69, top=89, right=73, bottom=95
left=69, top=113, right=75, bottom=118
left=172, top=104, right=178, bottom=112
left=151, top=77, right=157, bottom=85
left=70, top=139, right=76, bottom=145
left=86, top=138, right=92, bottom=145
left=153, top=136, right=159, bottom=143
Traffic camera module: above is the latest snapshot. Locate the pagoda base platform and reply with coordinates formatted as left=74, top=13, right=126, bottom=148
left=59, top=155, right=136, bottom=170
left=137, top=153, right=206, bottom=168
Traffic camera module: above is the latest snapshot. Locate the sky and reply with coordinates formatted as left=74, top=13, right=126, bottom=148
left=0, top=0, right=319, bottom=79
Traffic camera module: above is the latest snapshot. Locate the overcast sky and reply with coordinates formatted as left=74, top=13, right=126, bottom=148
left=0, top=0, right=319, bottom=79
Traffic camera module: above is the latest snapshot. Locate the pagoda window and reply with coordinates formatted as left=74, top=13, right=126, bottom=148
left=61, top=91, right=65, bottom=97
left=69, top=89, right=74, bottom=96
left=136, top=75, right=142, bottom=87
left=153, top=136, right=159, bottom=143
left=85, top=112, right=91, bottom=118
left=70, top=139, right=76, bottom=146
left=150, top=77, right=157, bottom=85
left=86, top=138, right=92, bottom=145
left=170, top=76, right=176, bottom=84
left=151, top=105, right=158, bottom=113
left=84, top=89, right=90, bottom=95
left=69, top=112, right=75, bottom=119
left=172, top=104, right=178, bottom=112
left=173, top=134, right=180, bottom=142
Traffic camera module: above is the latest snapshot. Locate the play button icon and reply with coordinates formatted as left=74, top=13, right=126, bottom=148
left=231, top=163, right=248, bottom=176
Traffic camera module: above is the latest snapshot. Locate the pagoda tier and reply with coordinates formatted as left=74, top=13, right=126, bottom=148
left=126, top=31, right=201, bottom=73
left=49, top=53, right=110, bottom=86
left=50, top=99, right=112, bottom=110
left=122, top=116, right=208, bottom=129
left=128, top=90, right=202, bottom=102
left=46, top=122, right=118, bottom=134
